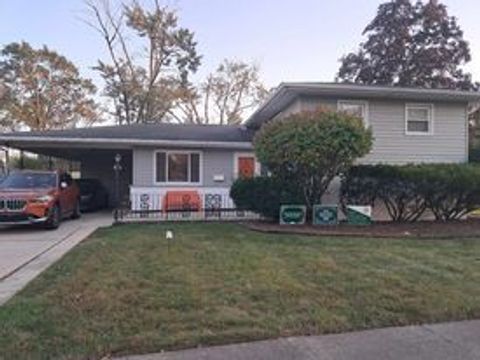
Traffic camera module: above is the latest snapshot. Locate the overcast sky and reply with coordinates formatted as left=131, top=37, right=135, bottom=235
left=1, top=0, right=479, bottom=90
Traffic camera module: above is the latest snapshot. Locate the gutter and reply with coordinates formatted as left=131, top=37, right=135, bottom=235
left=246, top=82, right=480, bottom=127
left=0, top=136, right=253, bottom=150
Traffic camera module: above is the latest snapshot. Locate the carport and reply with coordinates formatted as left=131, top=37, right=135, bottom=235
left=0, top=127, right=134, bottom=207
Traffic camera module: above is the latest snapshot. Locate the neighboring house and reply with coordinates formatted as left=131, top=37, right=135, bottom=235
left=0, top=82, right=479, bottom=211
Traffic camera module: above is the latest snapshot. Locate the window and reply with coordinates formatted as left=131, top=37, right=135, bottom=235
left=155, top=151, right=201, bottom=184
left=338, top=101, right=368, bottom=125
left=406, top=104, right=433, bottom=135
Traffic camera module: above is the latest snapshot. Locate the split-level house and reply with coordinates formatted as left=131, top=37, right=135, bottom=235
left=0, top=83, right=479, bottom=211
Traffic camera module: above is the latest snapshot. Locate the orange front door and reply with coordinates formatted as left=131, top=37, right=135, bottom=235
left=238, top=156, right=255, bottom=179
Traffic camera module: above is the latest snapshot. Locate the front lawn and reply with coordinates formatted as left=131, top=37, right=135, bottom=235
left=1, top=223, right=480, bottom=359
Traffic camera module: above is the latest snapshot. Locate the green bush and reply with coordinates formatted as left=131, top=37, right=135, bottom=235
left=341, top=165, right=427, bottom=222
left=469, top=148, right=480, bottom=163
left=342, top=164, right=480, bottom=222
left=417, top=164, right=480, bottom=221
left=254, top=109, right=372, bottom=212
left=230, top=177, right=302, bottom=220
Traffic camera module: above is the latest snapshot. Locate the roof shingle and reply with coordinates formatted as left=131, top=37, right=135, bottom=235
left=0, top=123, right=254, bottom=143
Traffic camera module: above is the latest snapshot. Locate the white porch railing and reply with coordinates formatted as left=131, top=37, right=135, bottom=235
left=122, top=186, right=260, bottom=222
left=130, top=186, right=235, bottom=211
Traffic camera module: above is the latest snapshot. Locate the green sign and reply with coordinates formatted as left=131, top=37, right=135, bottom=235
left=280, top=205, right=306, bottom=225
left=313, top=205, right=338, bottom=225
left=347, top=205, right=372, bottom=225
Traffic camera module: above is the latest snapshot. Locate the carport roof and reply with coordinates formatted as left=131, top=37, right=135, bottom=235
left=0, top=123, right=255, bottom=151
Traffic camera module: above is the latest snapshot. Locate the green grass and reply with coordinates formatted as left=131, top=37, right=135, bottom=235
left=2, top=223, right=480, bottom=359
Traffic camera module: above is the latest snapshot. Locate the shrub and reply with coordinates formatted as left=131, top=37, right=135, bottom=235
left=254, top=109, right=372, bottom=212
left=469, top=148, right=480, bottom=163
left=342, top=164, right=480, bottom=222
left=341, top=165, right=427, bottom=222
left=230, top=177, right=302, bottom=220
left=418, top=164, right=480, bottom=221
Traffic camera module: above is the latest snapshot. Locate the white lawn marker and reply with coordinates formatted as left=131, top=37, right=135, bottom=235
left=166, top=230, right=174, bottom=252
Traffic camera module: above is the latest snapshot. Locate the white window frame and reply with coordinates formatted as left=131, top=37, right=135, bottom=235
left=405, top=103, right=434, bottom=136
left=233, top=152, right=261, bottom=179
left=337, top=100, right=369, bottom=126
left=153, top=150, right=203, bottom=186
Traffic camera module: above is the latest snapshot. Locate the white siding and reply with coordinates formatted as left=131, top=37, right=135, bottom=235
left=287, top=96, right=468, bottom=164
left=362, top=100, right=467, bottom=164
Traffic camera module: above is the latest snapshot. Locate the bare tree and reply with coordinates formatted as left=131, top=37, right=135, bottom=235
left=173, top=59, right=269, bottom=125
left=84, top=0, right=201, bottom=125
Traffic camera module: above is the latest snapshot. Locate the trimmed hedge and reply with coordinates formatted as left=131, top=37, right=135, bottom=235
left=230, top=177, right=303, bottom=220
left=341, top=164, right=480, bottom=222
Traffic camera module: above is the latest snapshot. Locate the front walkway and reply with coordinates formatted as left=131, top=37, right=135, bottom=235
left=117, top=320, right=480, bottom=360
left=0, top=213, right=112, bottom=305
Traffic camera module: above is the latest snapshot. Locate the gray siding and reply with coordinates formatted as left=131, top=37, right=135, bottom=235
left=132, top=148, right=152, bottom=186
left=203, top=150, right=235, bottom=188
left=278, top=95, right=468, bottom=164
left=133, top=147, right=241, bottom=188
left=298, top=96, right=337, bottom=112
left=363, top=100, right=467, bottom=164
left=271, top=98, right=302, bottom=121
left=273, top=97, right=337, bottom=121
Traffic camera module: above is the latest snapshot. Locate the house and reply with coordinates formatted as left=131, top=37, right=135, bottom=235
left=0, top=82, right=479, bottom=212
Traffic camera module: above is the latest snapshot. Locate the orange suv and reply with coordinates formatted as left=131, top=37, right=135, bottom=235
left=0, top=170, right=81, bottom=229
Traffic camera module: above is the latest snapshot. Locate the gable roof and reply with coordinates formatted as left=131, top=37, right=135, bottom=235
left=0, top=123, right=254, bottom=150
left=246, top=82, right=480, bottom=128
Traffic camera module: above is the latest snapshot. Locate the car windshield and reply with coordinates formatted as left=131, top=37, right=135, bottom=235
left=0, top=172, right=57, bottom=189
left=77, top=180, right=96, bottom=192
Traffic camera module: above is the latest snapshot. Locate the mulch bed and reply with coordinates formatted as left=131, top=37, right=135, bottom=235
left=246, top=217, right=480, bottom=239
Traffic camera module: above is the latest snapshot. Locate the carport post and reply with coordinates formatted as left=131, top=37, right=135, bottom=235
left=2, top=147, right=9, bottom=175
left=113, top=153, right=123, bottom=222
left=19, top=150, right=24, bottom=169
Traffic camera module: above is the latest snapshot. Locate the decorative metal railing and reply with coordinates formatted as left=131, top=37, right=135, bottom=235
left=116, top=208, right=260, bottom=223
left=114, top=186, right=260, bottom=222
left=129, top=186, right=235, bottom=211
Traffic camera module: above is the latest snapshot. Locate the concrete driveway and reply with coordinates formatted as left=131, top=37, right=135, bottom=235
left=0, top=212, right=112, bottom=305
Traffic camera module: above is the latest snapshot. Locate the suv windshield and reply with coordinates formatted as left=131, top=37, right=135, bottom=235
left=0, top=172, right=57, bottom=189
left=77, top=179, right=98, bottom=192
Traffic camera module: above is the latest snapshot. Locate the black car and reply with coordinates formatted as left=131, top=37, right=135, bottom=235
left=77, top=178, right=109, bottom=211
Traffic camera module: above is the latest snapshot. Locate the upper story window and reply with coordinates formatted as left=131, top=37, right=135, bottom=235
left=338, top=100, right=369, bottom=125
left=155, top=151, right=201, bottom=184
left=405, top=104, right=433, bottom=135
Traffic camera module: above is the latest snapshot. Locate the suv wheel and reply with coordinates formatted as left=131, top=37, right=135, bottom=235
left=71, top=200, right=81, bottom=220
left=45, top=204, right=61, bottom=230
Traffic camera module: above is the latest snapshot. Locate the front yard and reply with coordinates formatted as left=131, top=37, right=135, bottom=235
left=1, top=223, right=480, bottom=359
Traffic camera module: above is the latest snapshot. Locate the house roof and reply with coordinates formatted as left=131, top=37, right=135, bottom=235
left=0, top=123, right=254, bottom=151
left=246, top=82, right=480, bottom=128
